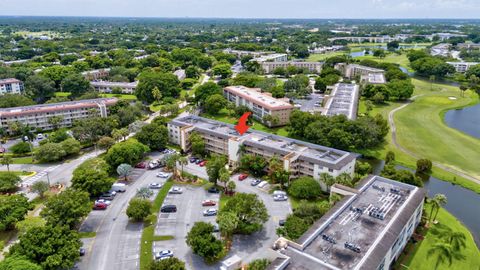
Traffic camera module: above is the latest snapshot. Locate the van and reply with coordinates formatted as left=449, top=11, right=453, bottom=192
left=111, top=183, right=126, bottom=192
left=273, top=190, right=287, bottom=196
left=257, top=181, right=268, bottom=188
left=160, top=205, right=177, bottom=213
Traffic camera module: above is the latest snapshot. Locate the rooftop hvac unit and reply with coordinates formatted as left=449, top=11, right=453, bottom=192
left=322, top=234, right=337, bottom=244
left=373, top=185, right=385, bottom=192
left=390, top=188, right=401, bottom=194
left=350, top=206, right=364, bottom=214
left=344, top=242, right=361, bottom=253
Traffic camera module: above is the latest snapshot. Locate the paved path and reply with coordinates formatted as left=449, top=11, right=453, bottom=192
left=388, top=95, right=480, bottom=185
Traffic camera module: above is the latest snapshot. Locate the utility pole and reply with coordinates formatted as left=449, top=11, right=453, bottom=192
left=46, top=171, right=51, bottom=186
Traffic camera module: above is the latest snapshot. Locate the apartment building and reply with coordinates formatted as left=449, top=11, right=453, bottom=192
left=261, top=61, right=323, bottom=74
left=446, top=61, right=479, bottom=73
left=0, top=78, right=24, bottom=95
left=335, top=63, right=386, bottom=79
left=91, top=81, right=138, bottom=94
left=223, top=48, right=275, bottom=58
left=168, top=115, right=357, bottom=179
left=81, top=68, right=111, bottom=81
left=323, top=83, right=360, bottom=120
left=223, top=86, right=293, bottom=127
left=275, top=175, right=425, bottom=270
left=457, top=43, right=480, bottom=50
left=0, top=98, right=118, bottom=134
left=251, top=53, right=288, bottom=63
left=360, top=73, right=386, bottom=84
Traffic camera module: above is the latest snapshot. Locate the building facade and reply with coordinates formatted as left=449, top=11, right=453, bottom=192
left=261, top=61, right=323, bottom=73
left=0, top=78, right=24, bottom=95
left=323, top=83, right=360, bottom=120
left=81, top=68, right=111, bottom=81
left=168, top=115, right=357, bottom=179
left=335, top=63, right=386, bottom=79
left=91, top=81, right=138, bottom=94
left=251, top=53, right=289, bottom=63
left=0, top=98, right=118, bottom=134
left=223, top=86, right=293, bottom=127
left=275, top=175, right=425, bottom=270
left=446, top=61, right=479, bottom=73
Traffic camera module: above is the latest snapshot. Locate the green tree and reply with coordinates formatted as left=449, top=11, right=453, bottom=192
left=40, top=188, right=91, bottom=229
left=319, top=173, right=335, bottom=191
left=212, top=63, right=233, bottom=79
left=136, top=71, right=180, bottom=103
left=428, top=243, right=464, bottom=270
left=47, top=116, right=64, bottom=130
left=222, top=193, right=269, bottom=234
left=416, top=158, right=433, bottom=174
left=104, top=139, right=149, bottom=169
left=227, top=181, right=236, bottom=193
left=248, top=259, right=270, bottom=270
left=149, top=257, right=186, bottom=270
left=126, top=198, right=152, bottom=221
left=61, top=74, right=91, bottom=97
left=72, top=158, right=113, bottom=196
left=385, top=151, right=395, bottom=164
left=1, top=155, right=13, bottom=172
left=218, top=167, right=230, bottom=190
left=186, top=222, right=224, bottom=262
left=30, top=181, right=49, bottom=198
left=97, top=136, right=115, bottom=150
left=288, top=176, right=322, bottom=200
left=216, top=210, right=239, bottom=239
left=204, top=94, right=228, bottom=115
left=443, top=231, right=467, bottom=251
left=136, top=187, right=153, bottom=199
left=135, top=122, right=169, bottom=150
left=24, top=75, right=56, bottom=103
left=335, top=173, right=354, bottom=187
left=189, top=131, right=205, bottom=157
left=117, top=163, right=133, bottom=181
left=34, top=142, right=66, bottom=162
left=0, top=172, right=21, bottom=193
left=39, top=65, right=74, bottom=88
left=152, top=86, right=162, bottom=103
left=9, top=141, right=31, bottom=155
left=61, top=138, right=81, bottom=156
left=178, top=156, right=188, bottom=175
left=386, top=79, right=415, bottom=101
left=194, top=82, right=222, bottom=104
left=9, top=225, right=81, bottom=270
left=206, top=154, right=228, bottom=185
left=0, top=194, right=30, bottom=231
left=0, top=94, right=35, bottom=108
left=430, top=194, right=448, bottom=222
left=279, top=215, right=310, bottom=240
left=239, top=154, right=267, bottom=177
left=0, top=256, right=42, bottom=270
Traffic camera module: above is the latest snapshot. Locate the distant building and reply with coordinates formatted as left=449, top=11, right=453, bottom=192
left=274, top=175, right=425, bottom=270
left=360, top=73, right=387, bottom=84
left=167, top=115, right=356, bottom=178
left=323, top=83, right=360, bottom=120
left=260, top=61, right=323, bottom=74
left=0, top=98, right=118, bottom=134
left=173, top=69, right=186, bottom=80
left=81, top=68, right=111, bottom=81
left=251, top=53, right=289, bottom=63
left=223, top=48, right=275, bottom=58
left=430, top=43, right=452, bottom=57
left=223, top=86, right=293, bottom=127
left=457, top=43, right=480, bottom=50
left=91, top=81, right=138, bottom=94
left=335, top=63, right=385, bottom=80
left=0, top=78, right=24, bottom=95
left=446, top=61, right=479, bottom=73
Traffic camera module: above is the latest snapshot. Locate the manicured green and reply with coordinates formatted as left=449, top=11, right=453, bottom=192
left=100, top=93, right=137, bottom=100
left=140, top=181, right=174, bottom=270
left=354, top=53, right=413, bottom=71
left=401, top=206, right=480, bottom=270
left=307, top=51, right=347, bottom=61
left=11, top=156, right=34, bottom=164
left=0, top=171, right=33, bottom=176
left=79, top=231, right=97, bottom=238
left=152, top=235, right=174, bottom=241
left=54, top=91, right=71, bottom=97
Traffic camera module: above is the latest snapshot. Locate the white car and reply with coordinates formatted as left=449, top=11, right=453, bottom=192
left=36, top=133, right=44, bottom=140
left=257, top=181, right=268, bottom=188
left=154, top=250, right=173, bottom=260
left=203, top=209, right=218, bottom=216
left=95, top=199, right=111, bottom=205
left=273, top=190, right=287, bottom=196
left=273, top=194, right=288, bottom=201
left=156, top=172, right=170, bottom=178
left=169, top=187, right=183, bottom=194
left=149, top=183, right=162, bottom=189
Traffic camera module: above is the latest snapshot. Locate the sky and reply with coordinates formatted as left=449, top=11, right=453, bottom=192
left=0, top=0, right=479, bottom=19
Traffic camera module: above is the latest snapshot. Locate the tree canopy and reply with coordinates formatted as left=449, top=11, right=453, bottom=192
left=40, top=188, right=91, bottom=229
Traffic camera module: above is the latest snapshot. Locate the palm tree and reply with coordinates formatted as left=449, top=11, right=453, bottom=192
left=227, top=181, right=236, bottom=193
left=428, top=243, right=453, bottom=269
left=329, top=193, right=342, bottom=206
left=335, top=173, right=353, bottom=187
left=178, top=156, right=188, bottom=176
left=136, top=187, right=153, bottom=199
left=219, top=167, right=230, bottom=190
left=117, top=163, right=133, bottom=181
left=236, top=144, right=246, bottom=156
left=429, top=194, right=447, bottom=223
left=320, top=173, right=335, bottom=191
left=1, top=155, right=13, bottom=172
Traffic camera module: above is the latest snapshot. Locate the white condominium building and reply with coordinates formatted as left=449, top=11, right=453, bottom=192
left=446, top=62, right=479, bottom=73
left=0, top=98, right=118, bottom=134
left=0, top=78, right=24, bottom=95
left=261, top=61, right=323, bottom=74
left=81, top=68, right=111, bottom=81
left=91, top=81, right=138, bottom=94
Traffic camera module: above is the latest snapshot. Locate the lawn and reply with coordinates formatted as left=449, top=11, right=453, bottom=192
left=307, top=51, right=348, bottom=62
left=399, top=205, right=480, bottom=270
left=354, top=53, right=413, bottom=71
left=0, top=171, right=33, bottom=176
left=54, top=92, right=72, bottom=97
left=10, top=156, right=34, bottom=164
left=99, top=93, right=137, bottom=100
left=201, top=109, right=289, bottom=137
left=358, top=78, right=480, bottom=194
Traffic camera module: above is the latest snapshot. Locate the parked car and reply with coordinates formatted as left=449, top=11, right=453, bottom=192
left=279, top=219, right=286, bottom=226
left=203, top=209, right=218, bottom=216
left=37, top=133, right=44, bottom=140
left=107, top=190, right=117, bottom=196
left=199, top=161, right=207, bottom=167
left=95, top=199, right=111, bottom=206
left=148, top=161, right=160, bottom=170
left=160, top=205, right=177, bottom=213
left=169, top=187, right=183, bottom=194
left=149, top=183, right=162, bottom=189
left=207, top=187, right=220, bottom=193
left=250, top=179, right=262, bottom=186
left=93, top=202, right=107, bottom=210
left=99, top=193, right=115, bottom=201
left=212, top=223, right=220, bottom=232
left=189, top=157, right=198, bottom=163
left=273, top=190, right=287, bottom=196
left=273, top=194, right=288, bottom=201
left=79, top=248, right=86, bottom=256
left=238, top=173, right=248, bottom=181
left=202, top=200, right=216, bottom=206
left=156, top=172, right=170, bottom=178
left=257, top=181, right=268, bottom=188
left=111, top=183, right=126, bottom=192
left=195, top=159, right=203, bottom=165
left=135, top=162, right=146, bottom=169
left=154, top=250, right=173, bottom=260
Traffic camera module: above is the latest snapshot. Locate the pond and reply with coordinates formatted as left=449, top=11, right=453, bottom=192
left=364, top=159, right=480, bottom=247
left=444, top=103, right=480, bottom=139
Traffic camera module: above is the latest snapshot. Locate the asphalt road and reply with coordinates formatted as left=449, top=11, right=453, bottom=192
left=78, top=167, right=170, bottom=270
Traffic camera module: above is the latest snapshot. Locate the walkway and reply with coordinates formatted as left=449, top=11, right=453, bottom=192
left=388, top=95, right=480, bottom=185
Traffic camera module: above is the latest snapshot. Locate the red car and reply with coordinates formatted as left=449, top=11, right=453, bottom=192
left=238, top=173, right=248, bottom=181
left=93, top=202, right=107, bottom=210
left=202, top=200, right=217, bottom=206
left=199, top=161, right=207, bottom=167
left=135, top=162, right=146, bottom=169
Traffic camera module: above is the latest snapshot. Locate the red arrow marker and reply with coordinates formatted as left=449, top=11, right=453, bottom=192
left=235, top=112, right=251, bottom=135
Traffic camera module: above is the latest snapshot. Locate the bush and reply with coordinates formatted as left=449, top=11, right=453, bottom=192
left=34, top=142, right=66, bottom=162
left=186, top=222, right=224, bottom=262
left=416, top=158, right=433, bottom=174
left=126, top=198, right=152, bottom=221
left=288, top=176, right=322, bottom=200
left=61, top=138, right=81, bottom=155
left=149, top=257, right=186, bottom=270
left=248, top=259, right=270, bottom=270
left=277, top=215, right=310, bottom=240
left=9, top=142, right=31, bottom=155
left=0, top=172, right=22, bottom=192
left=104, top=139, right=149, bottom=169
